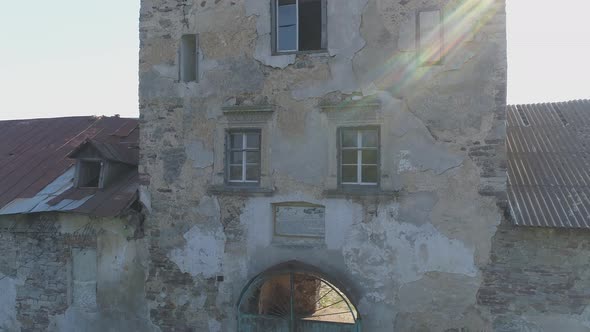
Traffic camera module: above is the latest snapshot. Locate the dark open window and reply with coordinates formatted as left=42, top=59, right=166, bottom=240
left=274, top=0, right=326, bottom=53
left=339, top=127, right=379, bottom=186
left=77, top=161, right=102, bottom=188
left=226, top=130, right=261, bottom=185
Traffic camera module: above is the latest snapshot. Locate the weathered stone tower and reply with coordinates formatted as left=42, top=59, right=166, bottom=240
left=139, top=0, right=507, bottom=330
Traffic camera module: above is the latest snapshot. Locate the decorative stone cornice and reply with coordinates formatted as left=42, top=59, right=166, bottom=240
left=318, top=99, right=381, bottom=112
left=221, top=105, right=274, bottom=114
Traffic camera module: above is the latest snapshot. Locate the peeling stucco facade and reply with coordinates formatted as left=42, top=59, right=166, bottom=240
left=138, top=0, right=513, bottom=330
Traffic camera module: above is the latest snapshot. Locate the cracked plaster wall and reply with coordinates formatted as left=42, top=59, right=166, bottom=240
left=0, top=213, right=151, bottom=332
left=139, top=0, right=507, bottom=330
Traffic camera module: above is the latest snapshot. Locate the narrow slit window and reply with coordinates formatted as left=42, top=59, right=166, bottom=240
left=180, top=34, right=198, bottom=82
left=418, top=10, right=443, bottom=65
left=275, top=0, right=325, bottom=53
left=227, top=131, right=261, bottom=184
left=340, top=128, right=379, bottom=186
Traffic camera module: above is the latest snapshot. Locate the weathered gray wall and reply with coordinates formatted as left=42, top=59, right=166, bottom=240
left=139, top=0, right=507, bottom=330
left=478, top=221, right=590, bottom=332
left=0, top=213, right=151, bottom=332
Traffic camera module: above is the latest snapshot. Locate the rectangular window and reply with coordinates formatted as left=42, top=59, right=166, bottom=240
left=274, top=0, right=326, bottom=53
left=339, top=127, right=379, bottom=186
left=180, top=34, right=198, bottom=82
left=77, top=161, right=102, bottom=188
left=227, top=130, right=261, bottom=184
left=417, top=10, right=443, bottom=65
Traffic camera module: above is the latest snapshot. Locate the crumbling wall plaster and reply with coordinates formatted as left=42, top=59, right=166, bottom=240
left=169, top=224, right=225, bottom=278
left=344, top=214, right=478, bottom=286
left=478, top=223, right=590, bottom=332
left=185, top=139, right=214, bottom=169
left=139, top=0, right=507, bottom=330
left=0, top=213, right=151, bottom=332
left=0, top=274, right=19, bottom=332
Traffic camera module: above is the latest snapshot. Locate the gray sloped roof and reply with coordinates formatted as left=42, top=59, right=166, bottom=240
left=507, top=100, right=590, bottom=228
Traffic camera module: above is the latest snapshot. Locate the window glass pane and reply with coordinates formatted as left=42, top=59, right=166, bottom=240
left=342, top=166, right=357, bottom=183
left=298, top=0, right=322, bottom=51
left=246, top=165, right=260, bottom=181
left=230, top=133, right=243, bottom=149
left=230, top=151, right=243, bottom=164
left=246, top=151, right=260, bottom=163
left=362, top=130, right=378, bottom=147
left=278, top=0, right=297, bottom=51
left=362, top=150, right=378, bottom=164
left=229, top=166, right=243, bottom=181
left=341, top=130, right=357, bottom=148
left=362, top=166, right=378, bottom=183
left=342, top=150, right=357, bottom=165
left=246, top=133, right=260, bottom=149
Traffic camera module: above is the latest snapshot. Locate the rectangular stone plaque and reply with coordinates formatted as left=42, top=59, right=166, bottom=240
left=273, top=203, right=325, bottom=238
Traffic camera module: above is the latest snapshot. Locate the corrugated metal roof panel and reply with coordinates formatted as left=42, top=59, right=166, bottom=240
left=508, top=100, right=590, bottom=229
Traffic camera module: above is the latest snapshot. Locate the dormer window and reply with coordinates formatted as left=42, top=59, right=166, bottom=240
left=69, top=139, right=139, bottom=190
left=77, top=160, right=103, bottom=188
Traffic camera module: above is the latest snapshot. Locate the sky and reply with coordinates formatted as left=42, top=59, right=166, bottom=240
left=0, top=0, right=588, bottom=120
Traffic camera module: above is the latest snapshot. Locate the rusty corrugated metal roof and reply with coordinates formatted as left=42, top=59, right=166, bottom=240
left=0, top=116, right=139, bottom=217
left=507, top=100, right=590, bottom=228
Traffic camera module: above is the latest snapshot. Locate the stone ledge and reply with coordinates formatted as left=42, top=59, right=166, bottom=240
left=323, top=188, right=399, bottom=199
left=221, top=105, right=274, bottom=114
left=318, top=101, right=381, bottom=112
left=271, top=237, right=326, bottom=248
left=207, top=185, right=274, bottom=196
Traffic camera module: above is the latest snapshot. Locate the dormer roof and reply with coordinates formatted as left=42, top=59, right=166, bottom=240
left=68, top=139, right=139, bottom=165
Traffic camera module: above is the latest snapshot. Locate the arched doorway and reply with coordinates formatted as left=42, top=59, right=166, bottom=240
left=237, top=261, right=361, bottom=332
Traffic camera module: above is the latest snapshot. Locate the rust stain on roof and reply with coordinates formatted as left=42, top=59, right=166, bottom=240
left=0, top=116, right=139, bottom=217
left=508, top=100, right=590, bottom=229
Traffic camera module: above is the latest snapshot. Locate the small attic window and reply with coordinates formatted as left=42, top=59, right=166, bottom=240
left=77, top=161, right=102, bottom=188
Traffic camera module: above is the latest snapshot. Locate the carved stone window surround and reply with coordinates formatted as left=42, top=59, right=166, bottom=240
left=319, top=100, right=396, bottom=192
left=211, top=105, right=275, bottom=193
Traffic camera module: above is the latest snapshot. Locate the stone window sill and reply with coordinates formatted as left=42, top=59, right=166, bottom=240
left=323, top=188, right=399, bottom=199
left=272, top=49, right=328, bottom=56
left=207, top=185, right=274, bottom=196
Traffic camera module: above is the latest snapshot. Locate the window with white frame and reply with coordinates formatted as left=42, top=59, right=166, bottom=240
left=227, top=130, right=261, bottom=184
left=339, top=127, right=379, bottom=186
left=274, top=0, right=326, bottom=53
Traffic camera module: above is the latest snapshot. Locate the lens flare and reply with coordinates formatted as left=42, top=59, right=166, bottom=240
left=367, top=0, right=501, bottom=95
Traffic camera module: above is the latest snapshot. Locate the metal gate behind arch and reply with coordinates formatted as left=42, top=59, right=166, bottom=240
left=238, top=265, right=361, bottom=332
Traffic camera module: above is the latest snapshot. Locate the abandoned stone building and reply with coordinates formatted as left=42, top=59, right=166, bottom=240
left=1, top=0, right=590, bottom=331
left=137, top=0, right=588, bottom=330
left=0, top=116, right=152, bottom=331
